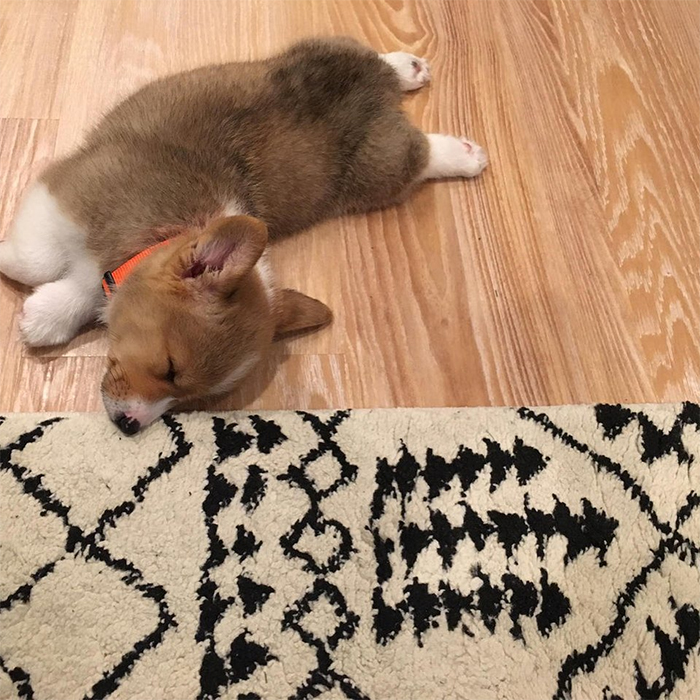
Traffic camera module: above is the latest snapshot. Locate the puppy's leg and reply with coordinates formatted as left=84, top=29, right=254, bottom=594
left=0, top=183, right=80, bottom=286
left=379, top=52, right=431, bottom=91
left=419, top=134, right=488, bottom=180
left=19, top=259, right=102, bottom=347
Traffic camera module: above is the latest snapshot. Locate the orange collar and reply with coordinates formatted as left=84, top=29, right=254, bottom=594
left=102, top=239, right=173, bottom=298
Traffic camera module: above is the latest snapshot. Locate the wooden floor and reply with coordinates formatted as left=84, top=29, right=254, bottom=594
left=1, top=0, right=699, bottom=412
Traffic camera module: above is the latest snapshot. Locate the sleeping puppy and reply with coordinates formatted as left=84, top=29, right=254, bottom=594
left=0, top=38, right=487, bottom=434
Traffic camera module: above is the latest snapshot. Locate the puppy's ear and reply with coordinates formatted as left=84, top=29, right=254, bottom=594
left=180, top=216, right=267, bottom=294
left=274, top=289, right=333, bottom=339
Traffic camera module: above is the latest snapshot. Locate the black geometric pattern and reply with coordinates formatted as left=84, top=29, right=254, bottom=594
left=0, top=415, right=190, bottom=699
left=519, top=406, right=700, bottom=699
left=0, top=404, right=698, bottom=700
left=197, top=417, right=276, bottom=700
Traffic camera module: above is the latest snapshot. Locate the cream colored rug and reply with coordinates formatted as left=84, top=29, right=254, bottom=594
left=1, top=405, right=699, bottom=700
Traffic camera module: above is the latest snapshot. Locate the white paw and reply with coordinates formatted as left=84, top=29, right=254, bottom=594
left=20, top=297, right=73, bottom=347
left=19, top=280, right=89, bottom=347
left=458, top=137, right=489, bottom=177
left=381, top=52, right=431, bottom=91
left=0, top=240, right=64, bottom=288
left=0, top=240, right=29, bottom=285
left=424, top=134, right=489, bottom=180
left=1, top=183, right=76, bottom=286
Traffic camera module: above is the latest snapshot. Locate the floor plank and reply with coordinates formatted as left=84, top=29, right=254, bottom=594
left=0, top=1, right=77, bottom=119
left=1, top=0, right=699, bottom=412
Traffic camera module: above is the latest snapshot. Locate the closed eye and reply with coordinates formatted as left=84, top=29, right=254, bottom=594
left=164, top=357, right=177, bottom=383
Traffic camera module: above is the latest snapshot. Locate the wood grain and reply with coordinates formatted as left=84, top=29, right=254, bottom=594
left=1, top=0, right=699, bottom=412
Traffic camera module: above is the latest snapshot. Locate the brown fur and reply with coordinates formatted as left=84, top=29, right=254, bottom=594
left=38, top=37, right=432, bottom=425
left=42, top=37, right=428, bottom=268
left=103, top=217, right=280, bottom=404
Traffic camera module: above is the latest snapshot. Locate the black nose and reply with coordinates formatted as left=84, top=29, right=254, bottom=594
left=114, top=413, right=141, bottom=436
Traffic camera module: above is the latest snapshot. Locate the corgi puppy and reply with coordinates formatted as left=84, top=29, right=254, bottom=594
left=0, top=38, right=487, bottom=434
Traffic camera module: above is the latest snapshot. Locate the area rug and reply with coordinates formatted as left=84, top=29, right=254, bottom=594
left=1, top=405, right=698, bottom=700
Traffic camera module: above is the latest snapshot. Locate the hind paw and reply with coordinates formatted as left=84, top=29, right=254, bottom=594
left=380, top=52, right=431, bottom=91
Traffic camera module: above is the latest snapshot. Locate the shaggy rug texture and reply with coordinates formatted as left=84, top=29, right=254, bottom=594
left=0, top=405, right=698, bottom=700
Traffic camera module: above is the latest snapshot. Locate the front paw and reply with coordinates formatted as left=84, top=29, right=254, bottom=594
left=19, top=290, right=75, bottom=347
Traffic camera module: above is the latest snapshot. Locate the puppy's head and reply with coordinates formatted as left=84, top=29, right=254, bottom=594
left=102, top=215, right=331, bottom=435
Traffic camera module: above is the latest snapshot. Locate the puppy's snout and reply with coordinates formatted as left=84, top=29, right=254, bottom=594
left=114, top=412, right=141, bottom=436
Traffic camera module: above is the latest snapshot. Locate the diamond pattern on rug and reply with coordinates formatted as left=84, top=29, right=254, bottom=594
left=0, top=406, right=698, bottom=700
